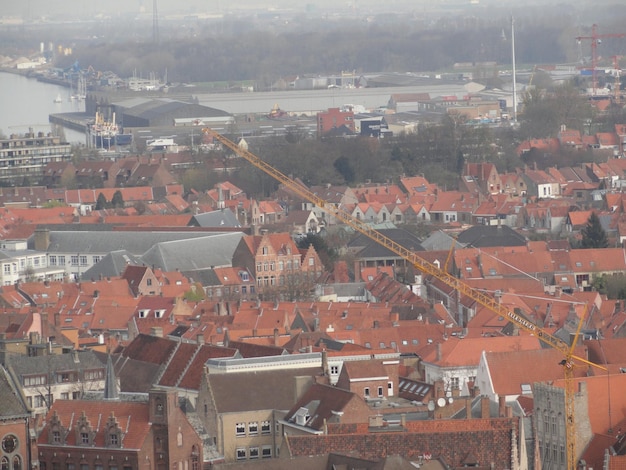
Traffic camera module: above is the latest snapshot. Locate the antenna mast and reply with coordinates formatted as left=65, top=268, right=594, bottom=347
left=511, top=16, right=517, bottom=123
left=152, top=0, right=159, bottom=44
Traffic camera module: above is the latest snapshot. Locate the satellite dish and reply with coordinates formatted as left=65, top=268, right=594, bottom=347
left=448, top=397, right=454, bottom=404
left=427, top=400, right=435, bottom=412
left=437, top=397, right=446, bottom=408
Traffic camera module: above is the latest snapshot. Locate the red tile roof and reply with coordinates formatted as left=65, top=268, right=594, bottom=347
left=39, top=400, right=151, bottom=449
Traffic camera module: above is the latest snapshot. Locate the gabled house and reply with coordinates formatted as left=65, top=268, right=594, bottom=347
left=335, top=359, right=399, bottom=402
left=521, top=168, right=561, bottom=198
left=121, top=265, right=161, bottom=297
left=231, top=232, right=321, bottom=296
left=463, top=162, right=502, bottom=195
left=428, top=191, right=478, bottom=224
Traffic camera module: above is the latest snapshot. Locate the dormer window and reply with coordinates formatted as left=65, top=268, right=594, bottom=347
left=138, top=310, right=149, bottom=318
left=155, top=310, right=165, bottom=319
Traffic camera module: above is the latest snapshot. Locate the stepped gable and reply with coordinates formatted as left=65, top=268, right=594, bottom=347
left=38, top=400, right=150, bottom=449
left=120, top=333, right=178, bottom=365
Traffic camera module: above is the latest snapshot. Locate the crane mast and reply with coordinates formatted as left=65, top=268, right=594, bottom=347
left=203, top=127, right=599, bottom=470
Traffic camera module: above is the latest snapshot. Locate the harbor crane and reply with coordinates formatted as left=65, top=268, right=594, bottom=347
left=576, top=24, right=626, bottom=96
left=202, top=127, right=605, bottom=469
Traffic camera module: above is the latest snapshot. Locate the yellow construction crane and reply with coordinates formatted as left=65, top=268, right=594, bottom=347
left=202, top=127, right=603, bottom=469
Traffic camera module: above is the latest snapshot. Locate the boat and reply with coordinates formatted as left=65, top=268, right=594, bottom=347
left=53, top=94, right=62, bottom=103
left=87, top=111, right=132, bottom=149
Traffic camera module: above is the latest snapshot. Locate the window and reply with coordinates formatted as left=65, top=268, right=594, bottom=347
left=92, top=255, right=101, bottom=264
left=261, top=421, right=271, bottom=435
left=49, top=255, right=57, bottom=266
left=330, top=365, right=339, bottom=375
left=52, top=431, right=61, bottom=443
left=308, top=257, right=314, bottom=266
left=270, top=262, right=275, bottom=271
left=24, top=375, right=46, bottom=386
left=236, top=449, right=246, bottom=461
left=278, top=261, right=284, bottom=271
left=58, top=256, right=65, bottom=266
left=364, top=387, right=370, bottom=398
left=249, top=447, right=259, bottom=460
left=377, top=386, right=383, bottom=397
left=71, top=255, right=79, bottom=266
left=147, top=278, right=152, bottom=286
left=263, top=262, right=268, bottom=271
left=61, top=392, right=69, bottom=400
left=261, top=446, right=272, bottom=459
left=3, top=265, right=9, bottom=275
left=262, top=246, right=268, bottom=255
left=248, top=422, right=258, bottom=436
left=450, top=377, right=460, bottom=390
left=57, top=372, right=75, bottom=383
left=235, top=423, right=245, bottom=437
left=81, top=432, right=89, bottom=444
left=12, top=458, right=20, bottom=470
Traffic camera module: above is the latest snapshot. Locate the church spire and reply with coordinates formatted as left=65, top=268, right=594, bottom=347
left=103, top=353, right=119, bottom=400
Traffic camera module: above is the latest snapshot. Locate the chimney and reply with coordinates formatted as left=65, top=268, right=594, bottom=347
left=466, top=399, right=473, bottom=419
left=34, top=228, right=51, bottom=251
left=273, top=328, right=279, bottom=346
left=354, top=260, right=361, bottom=282
left=196, top=334, right=204, bottom=345
left=498, top=396, right=506, bottom=417
left=150, top=326, right=163, bottom=338
left=481, top=396, right=491, bottom=418
left=322, top=349, right=329, bottom=376
left=436, top=342, right=442, bottom=362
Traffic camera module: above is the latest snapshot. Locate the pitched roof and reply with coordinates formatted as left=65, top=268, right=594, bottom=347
left=484, top=346, right=588, bottom=396
left=283, top=382, right=364, bottom=431
left=207, top=367, right=322, bottom=412
left=39, top=400, right=151, bottom=449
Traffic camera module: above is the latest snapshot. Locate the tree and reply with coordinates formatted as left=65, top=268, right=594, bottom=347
left=111, top=190, right=125, bottom=208
left=581, top=212, right=608, bottom=249
left=95, top=193, right=108, bottom=210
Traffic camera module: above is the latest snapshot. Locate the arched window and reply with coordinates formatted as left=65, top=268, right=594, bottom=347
left=2, top=457, right=9, bottom=470
left=12, top=456, right=20, bottom=470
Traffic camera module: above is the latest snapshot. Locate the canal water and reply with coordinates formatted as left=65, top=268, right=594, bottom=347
left=0, top=71, right=86, bottom=144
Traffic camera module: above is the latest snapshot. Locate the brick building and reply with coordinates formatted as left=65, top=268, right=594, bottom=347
left=37, top=389, right=203, bottom=470
left=231, top=233, right=324, bottom=297
left=0, top=365, right=31, bottom=470
left=316, top=108, right=355, bottom=136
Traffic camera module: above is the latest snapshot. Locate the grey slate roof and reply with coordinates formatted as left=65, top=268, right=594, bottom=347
left=29, top=230, right=229, bottom=255
left=0, top=364, right=30, bottom=419
left=180, top=269, right=220, bottom=286
left=207, top=367, right=322, bottom=413
left=349, top=228, right=424, bottom=259
left=420, top=230, right=467, bottom=251
left=189, top=210, right=242, bottom=228
left=139, top=232, right=243, bottom=271
left=81, top=250, right=144, bottom=280
left=6, top=350, right=104, bottom=377
left=456, top=225, right=526, bottom=248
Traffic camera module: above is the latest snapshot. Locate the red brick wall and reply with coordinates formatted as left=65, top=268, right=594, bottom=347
left=289, top=417, right=516, bottom=469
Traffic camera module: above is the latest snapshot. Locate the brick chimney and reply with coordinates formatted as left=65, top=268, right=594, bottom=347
left=481, top=396, right=491, bottom=418
left=465, top=398, right=473, bottom=419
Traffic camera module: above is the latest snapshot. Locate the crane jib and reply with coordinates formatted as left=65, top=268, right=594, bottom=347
left=506, top=310, right=537, bottom=332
